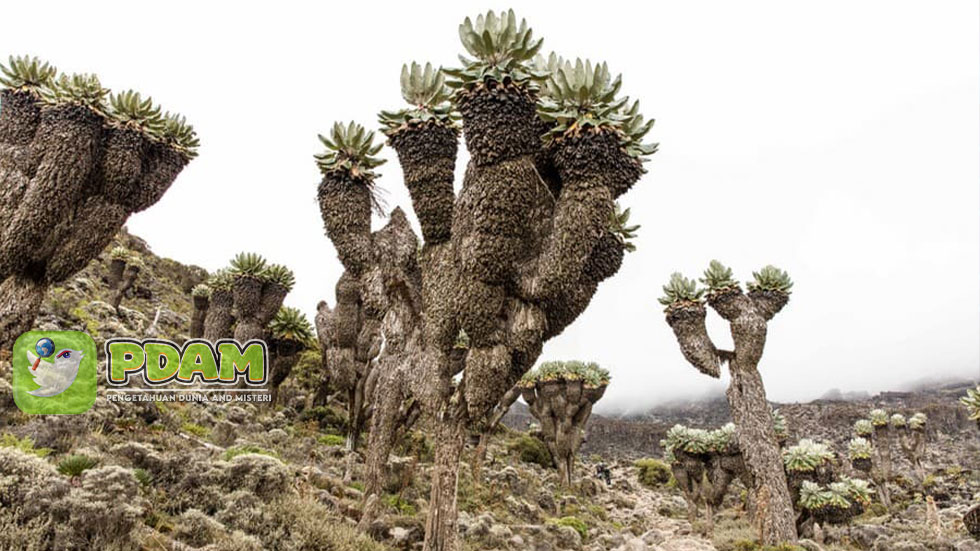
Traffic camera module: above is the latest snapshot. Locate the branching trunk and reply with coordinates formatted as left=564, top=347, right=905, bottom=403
left=872, top=425, right=893, bottom=508
left=665, top=287, right=797, bottom=544
left=0, top=88, right=191, bottom=343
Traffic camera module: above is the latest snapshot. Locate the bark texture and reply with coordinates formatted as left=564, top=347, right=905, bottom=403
left=665, top=287, right=797, bottom=544
left=232, top=279, right=287, bottom=342
left=0, top=89, right=191, bottom=348
left=472, top=385, right=521, bottom=482
left=110, top=264, right=140, bottom=312
left=190, top=295, right=209, bottom=339
left=203, top=289, right=234, bottom=341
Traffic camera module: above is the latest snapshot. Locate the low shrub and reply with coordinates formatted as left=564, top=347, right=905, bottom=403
left=57, top=454, right=98, bottom=478
left=318, top=434, right=346, bottom=447
left=634, top=458, right=672, bottom=488
left=549, top=516, right=588, bottom=539
left=0, top=434, right=52, bottom=458
left=508, top=434, right=552, bottom=469
left=224, top=445, right=280, bottom=461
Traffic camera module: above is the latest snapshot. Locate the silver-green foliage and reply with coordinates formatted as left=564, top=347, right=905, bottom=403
left=378, top=62, right=456, bottom=131
left=960, top=386, right=980, bottom=420
left=701, top=260, right=739, bottom=292
left=747, top=265, right=793, bottom=294
left=847, top=437, right=872, bottom=460
left=783, top=439, right=835, bottom=472
left=854, top=419, right=874, bottom=437
left=445, top=9, right=544, bottom=90
left=609, top=204, right=639, bottom=252
left=658, top=273, right=704, bottom=307
left=0, top=55, right=57, bottom=90
left=315, top=121, right=387, bottom=184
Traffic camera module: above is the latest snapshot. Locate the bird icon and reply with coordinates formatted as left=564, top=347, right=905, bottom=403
left=24, top=349, right=84, bottom=397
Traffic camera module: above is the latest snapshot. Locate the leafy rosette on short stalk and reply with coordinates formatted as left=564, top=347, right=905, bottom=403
left=783, top=439, right=835, bottom=473
left=658, top=273, right=704, bottom=308
left=315, top=121, right=387, bottom=215
left=207, top=269, right=234, bottom=292
left=869, top=409, right=889, bottom=428
left=747, top=265, right=793, bottom=294
left=191, top=283, right=211, bottom=298
left=229, top=252, right=267, bottom=279
left=854, top=419, right=874, bottom=437
left=269, top=306, right=315, bottom=347
left=262, top=264, right=296, bottom=292
left=847, top=437, right=872, bottom=460
left=444, top=9, right=544, bottom=91
left=772, top=408, right=789, bottom=443
left=379, top=62, right=457, bottom=134
left=108, top=90, right=164, bottom=135
left=0, top=55, right=57, bottom=92
left=39, top=73, right=108, bottom=114
left=160, top=112, right=200, bottom=159
left=890, top=413, right=907, bottom=428
left=701, top=260, right=740, bottom=294
left=962, top=386, right=980, bottom=423
left=908, top=412, right=927, bottom=431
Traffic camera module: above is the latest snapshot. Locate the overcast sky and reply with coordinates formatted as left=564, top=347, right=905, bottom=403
left=4, top=1, right=977, bottom=412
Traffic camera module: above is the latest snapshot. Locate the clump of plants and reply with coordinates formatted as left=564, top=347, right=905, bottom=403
left=798, top=476, right=872, bottom=526
left=635, top=458, right=672, bottom=488
left=57, top=454, right=98, bottom=483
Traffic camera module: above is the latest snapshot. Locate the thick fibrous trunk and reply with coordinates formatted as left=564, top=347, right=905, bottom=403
left=0, top=275, right=47, bottom=348
left=232, top=280, right=287, bottom=342
left=108, top=258, right=127, bottom=288
left=872, top=425, right=893, bottom=508
left=203, top=289, right=234, bottom=341
left=899, top=427, right=926, bottom=483
left=0, top=87, right=190, bottom=347
left=268, top=337, right=304, bottom=406
left=523, top=381, right=604, bottom=487
left=388, top=122, right=458, bottom=244
left=110, top=264, right=140, bottom=312
left=666, top=288, right=797, bottom=544
left=190, top=295, right=208, bottom=339
left=425, top=415, right=467, bottom=551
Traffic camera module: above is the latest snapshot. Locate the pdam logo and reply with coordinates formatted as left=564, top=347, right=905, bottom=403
left=13, top=331, right=97, bottom=414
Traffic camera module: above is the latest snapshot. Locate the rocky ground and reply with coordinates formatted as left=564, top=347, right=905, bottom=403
left=0, top=231, right=978, bottom=551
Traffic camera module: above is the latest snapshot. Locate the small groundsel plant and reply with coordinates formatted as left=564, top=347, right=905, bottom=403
left=960, top=386, right=980, bottom=421
left=869, top=409, right=889, bottom=427
left=854, top=419, right=874, bottom=437
left=908, top=412, right=927, bottom=430
left=848, top=437, right=873, bottom=460
left=890, top=413, right=906, bottom=428
left=783, top=439, right=835, bottom=472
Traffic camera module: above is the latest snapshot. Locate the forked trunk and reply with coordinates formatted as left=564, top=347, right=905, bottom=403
left=424, top=417, right=466, bottom=551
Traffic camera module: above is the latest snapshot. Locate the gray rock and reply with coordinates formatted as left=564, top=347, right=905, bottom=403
left=555, top=525, right=583, bottom=550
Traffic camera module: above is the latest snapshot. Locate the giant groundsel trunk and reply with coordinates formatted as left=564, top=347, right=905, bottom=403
left=0, top=59, right=197, bottom=347
left=662, top=263, right=798, bottom=544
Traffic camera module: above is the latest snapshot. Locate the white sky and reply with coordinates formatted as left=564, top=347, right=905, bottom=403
left=4, top=1, right=978, bottom=412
